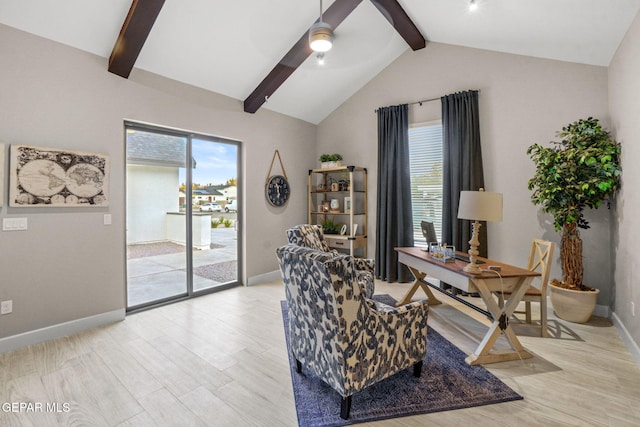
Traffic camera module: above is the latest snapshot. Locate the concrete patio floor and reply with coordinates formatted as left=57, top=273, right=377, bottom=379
left=127, top=227, right=238, bottom=307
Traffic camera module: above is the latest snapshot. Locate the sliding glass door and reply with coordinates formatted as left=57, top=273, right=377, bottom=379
left=125, top=123, right=241, bottom=311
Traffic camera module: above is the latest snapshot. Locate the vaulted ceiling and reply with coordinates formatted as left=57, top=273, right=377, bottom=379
left=2, top=0, right=639, bottom=124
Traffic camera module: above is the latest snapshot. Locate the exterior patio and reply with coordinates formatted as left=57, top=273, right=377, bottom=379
left=127, top=227, right=238, bottom=307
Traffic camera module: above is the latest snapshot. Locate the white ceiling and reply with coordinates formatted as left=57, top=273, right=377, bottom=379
left=1, top=0, right=639, bottom=124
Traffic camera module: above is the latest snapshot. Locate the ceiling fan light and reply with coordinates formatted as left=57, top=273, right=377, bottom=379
left=309, top=22, right=334, bottom=52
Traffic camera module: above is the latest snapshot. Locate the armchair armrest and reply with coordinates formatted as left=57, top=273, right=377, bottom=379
left=367, top=299, right=427, bottom=315
left=352, top=258, right=375, bottom=274
left=363, top=298, right=429, bottom=364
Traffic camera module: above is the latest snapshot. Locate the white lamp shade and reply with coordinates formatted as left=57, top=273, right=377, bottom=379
left=457, top=190, right=503, bottom=222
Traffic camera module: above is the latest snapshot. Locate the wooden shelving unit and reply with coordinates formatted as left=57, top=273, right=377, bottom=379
left=308, top=165, right=367, bottom=257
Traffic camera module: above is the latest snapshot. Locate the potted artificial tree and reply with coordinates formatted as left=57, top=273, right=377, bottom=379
left=527, top=117, right=621, bottom=323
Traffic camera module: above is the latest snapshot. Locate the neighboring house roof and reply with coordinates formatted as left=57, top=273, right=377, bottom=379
left=126, top=130, right=195, bottom=168
left=204, top=185, right=234, bottom=192
left=192, top=189, right=223, bottom=196
left=180, top=189, right=224, bottom=197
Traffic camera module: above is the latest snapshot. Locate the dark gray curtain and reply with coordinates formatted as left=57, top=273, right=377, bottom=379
left=441, top=90, right=487, bottom=256
left=375, top=104, right=414, bottom=282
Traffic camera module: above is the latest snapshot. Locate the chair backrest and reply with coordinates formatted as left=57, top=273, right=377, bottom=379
left=276, top=244, right=362, bottom=392
left=527, top=239, right=554, bottom=291
left=286, top=224, right=331, bottom=252
left=421, top=221, right=437, bottom=244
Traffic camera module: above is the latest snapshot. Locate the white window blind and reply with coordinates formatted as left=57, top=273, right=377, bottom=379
left=409, top=122, right=443, bottom=246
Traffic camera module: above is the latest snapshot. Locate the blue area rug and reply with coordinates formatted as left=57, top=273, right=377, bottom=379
left=281, top=295, right=523, bottom=427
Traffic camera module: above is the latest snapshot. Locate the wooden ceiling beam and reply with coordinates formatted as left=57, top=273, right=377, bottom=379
left=243, top=0, right=363, bottom=114
left=369, top=0, right=426, bottom=51
left=108, top=0, right=166, bottom=78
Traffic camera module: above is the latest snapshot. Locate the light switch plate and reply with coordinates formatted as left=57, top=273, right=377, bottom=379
left=2, top=218, right=28, bottom=231
left=104, top=214, right=112, bottom=225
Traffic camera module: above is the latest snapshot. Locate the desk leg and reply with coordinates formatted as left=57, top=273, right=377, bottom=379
left=465, top=278, right=533, bottom=365
left=396, top=267, right=443, bottom=307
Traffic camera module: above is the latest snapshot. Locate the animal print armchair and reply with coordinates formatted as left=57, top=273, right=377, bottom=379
left=276, top=244, right=429, bottom=419
left=286, top=224, right=375, bottom=298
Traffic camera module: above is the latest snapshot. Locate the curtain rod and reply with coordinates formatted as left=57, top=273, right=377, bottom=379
left=374, top=89, right=481, bottom=113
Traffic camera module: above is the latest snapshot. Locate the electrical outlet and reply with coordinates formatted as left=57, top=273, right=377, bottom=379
left=1, top=300, right=12, bottom=315
left=632, top=302, right=636, bottom=317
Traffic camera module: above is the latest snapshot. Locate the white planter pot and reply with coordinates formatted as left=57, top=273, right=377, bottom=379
left=320, top=161, right=342, bottom=169
left=549, top=282, right=599, bottom=323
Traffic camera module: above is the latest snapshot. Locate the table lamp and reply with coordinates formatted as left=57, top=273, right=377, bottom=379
left=457, top=188, right=503, bottom=274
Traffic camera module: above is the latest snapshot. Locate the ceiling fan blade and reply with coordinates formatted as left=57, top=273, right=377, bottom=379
left=108, top=0, right=166, bottom=79
left=244, top=0, right=364, bottom=114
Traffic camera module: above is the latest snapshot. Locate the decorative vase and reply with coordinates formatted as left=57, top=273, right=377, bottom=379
left=549, top=282, right=599, bottom=323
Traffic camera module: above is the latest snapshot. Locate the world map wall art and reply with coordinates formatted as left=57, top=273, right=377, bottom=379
left=9, top=144, right=109, bottom=207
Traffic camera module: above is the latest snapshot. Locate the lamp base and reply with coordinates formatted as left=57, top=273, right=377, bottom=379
left=464, top=220, right=483, bottom=274
left=463, top=261, right=482, bottom=274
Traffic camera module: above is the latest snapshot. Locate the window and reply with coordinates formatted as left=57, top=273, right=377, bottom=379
left=409, top=121, right=443, bottom=246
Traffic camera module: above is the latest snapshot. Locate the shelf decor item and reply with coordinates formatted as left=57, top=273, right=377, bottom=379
left=344, top=196, right=351, bottom=213
left=320, top=153, right=343, bottom=169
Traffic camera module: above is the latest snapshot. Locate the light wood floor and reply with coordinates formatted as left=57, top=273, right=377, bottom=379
left=2, top=279, right=640, bottom=426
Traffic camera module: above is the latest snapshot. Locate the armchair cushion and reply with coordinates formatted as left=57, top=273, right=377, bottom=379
left=276, top=244, right=428, bottom=402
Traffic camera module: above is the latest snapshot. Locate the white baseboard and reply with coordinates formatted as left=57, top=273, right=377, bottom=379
left=612, top=312, right=640, bottom=368
left=593, top=303, right=610, bottom=319
left=0, top=309, right=125, bottom=354
left=247, top=270, right=281, bottom=286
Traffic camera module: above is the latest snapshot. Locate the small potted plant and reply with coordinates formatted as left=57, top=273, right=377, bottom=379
left=527, top=117, right=621, bottom=322
left=320, top=153, right=343, bottom=169
left=321, top=217, right=340, bottom=234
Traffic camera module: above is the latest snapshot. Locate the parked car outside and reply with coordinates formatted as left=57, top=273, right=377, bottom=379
left=200, top=202, right=222, bottom=212
left=225, top=200, right=238, bottom=212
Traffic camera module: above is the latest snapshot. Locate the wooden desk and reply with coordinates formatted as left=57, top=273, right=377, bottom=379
left=396, top=247, right=540, bottom=365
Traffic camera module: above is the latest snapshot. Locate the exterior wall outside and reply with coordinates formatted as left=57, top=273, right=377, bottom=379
left=126, top=164, right=179, bottom=244
left=0, top=24, right=314, bottom=341
left=166, top=213, right=212, bottom=250
left=609, top=10, right=640, bottom=350
left=219, top=186, right=237, bottom=200
left=317, top=42, right=612, bottom=307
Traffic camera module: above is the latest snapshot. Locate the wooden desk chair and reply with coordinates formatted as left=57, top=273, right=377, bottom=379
left=498, top=239, right=554, bottom=337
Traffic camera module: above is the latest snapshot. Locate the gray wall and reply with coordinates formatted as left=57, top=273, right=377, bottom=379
left=609, top=11, right=640, bottom=348
left=0, top=24, right=314, bottom=340
left=317, top=42, right=614, bottom=309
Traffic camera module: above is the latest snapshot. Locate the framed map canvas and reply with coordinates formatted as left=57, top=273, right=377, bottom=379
left=0, top=143, right=5, bottom=207
left=9, top=145, right=109, bottom=207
